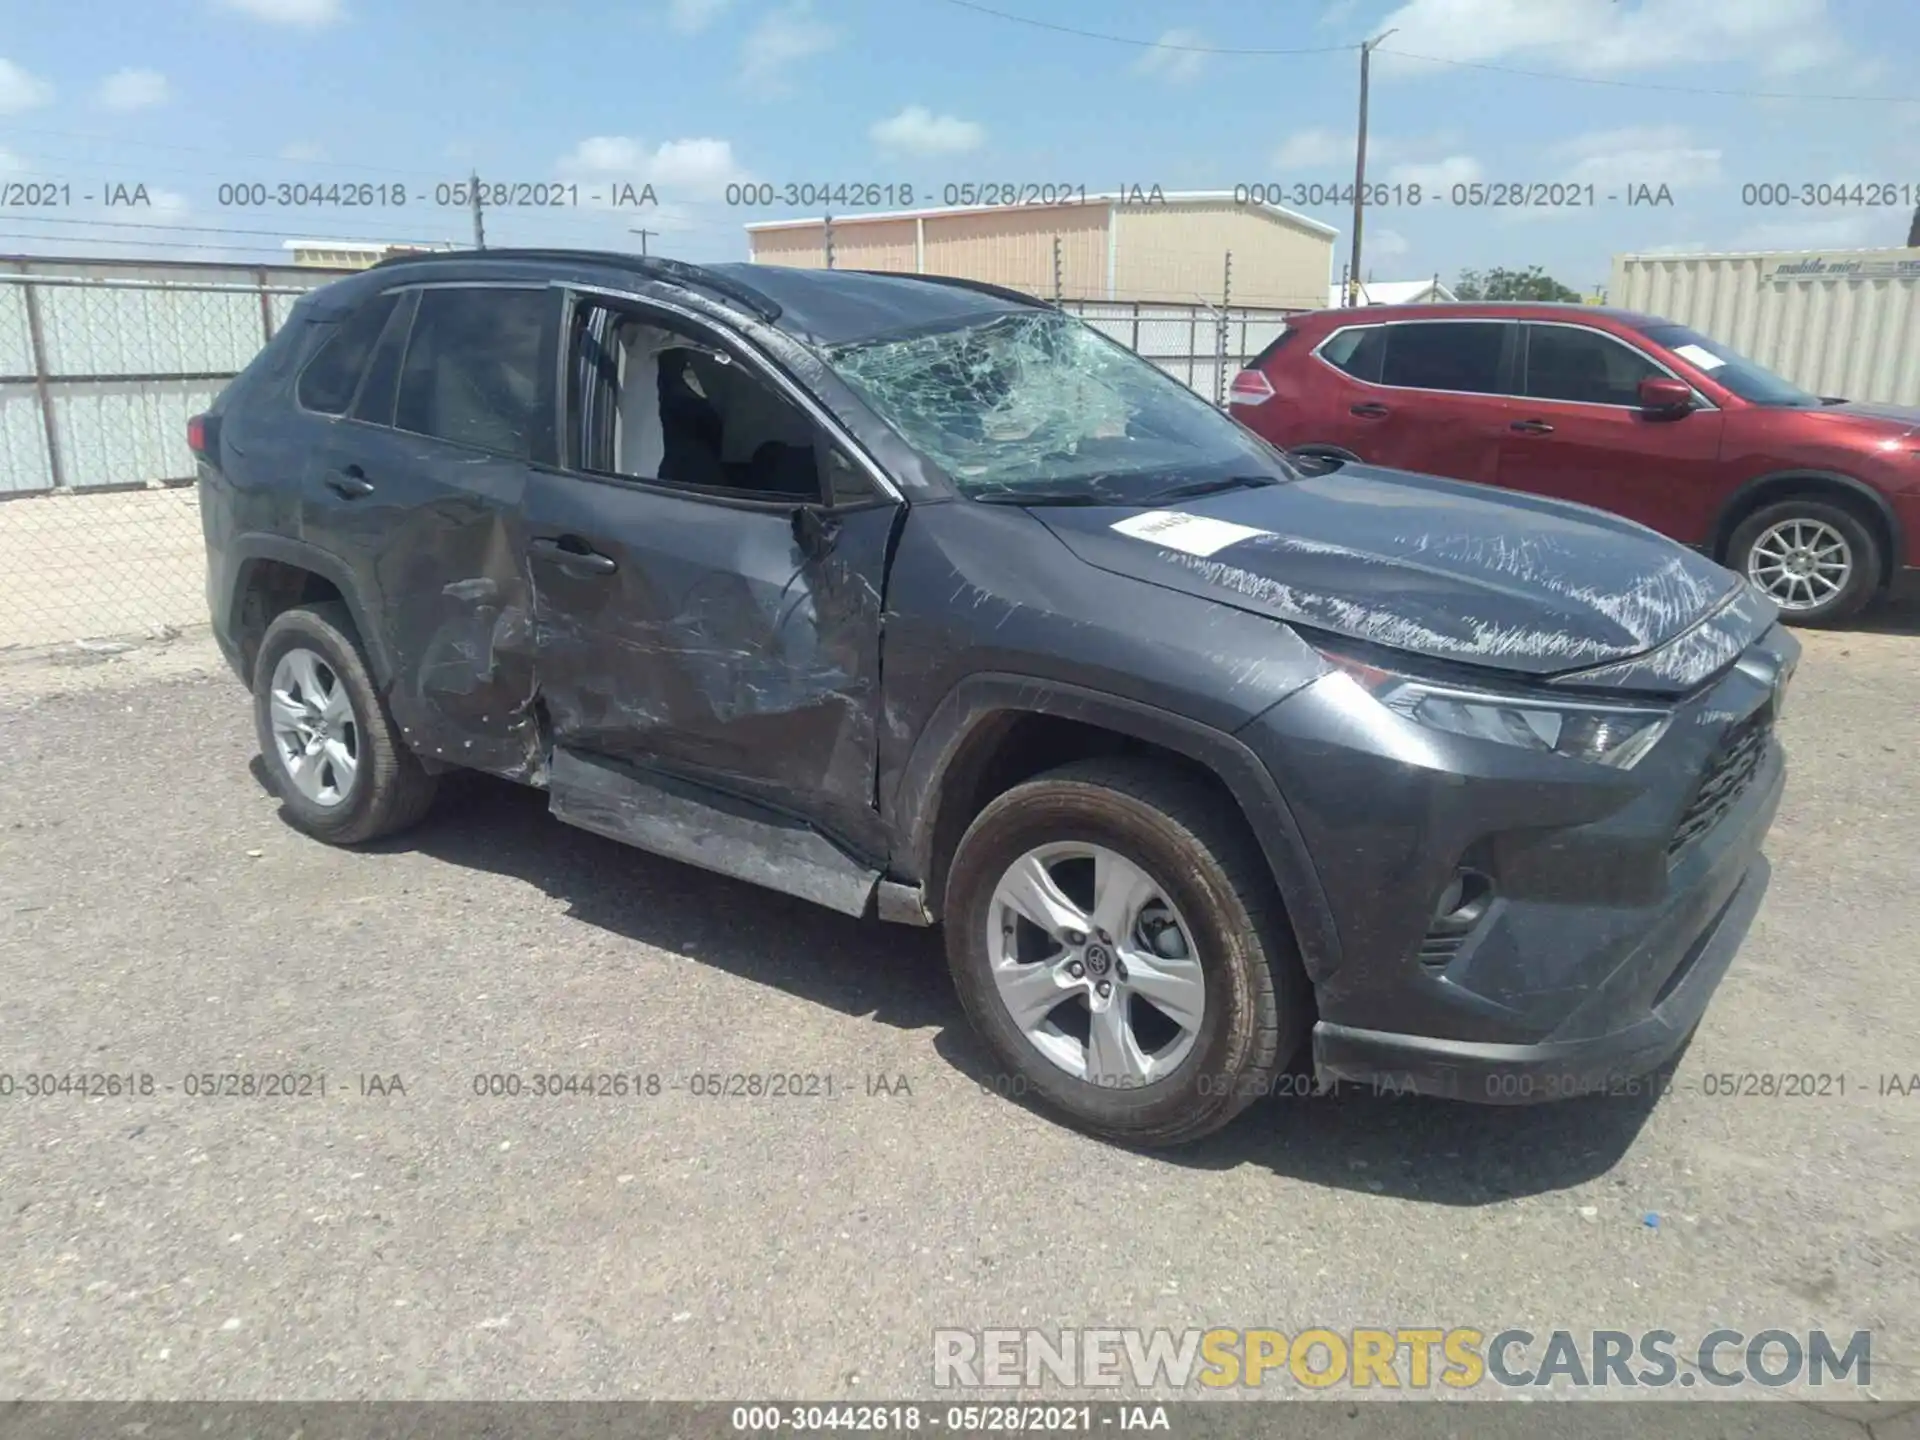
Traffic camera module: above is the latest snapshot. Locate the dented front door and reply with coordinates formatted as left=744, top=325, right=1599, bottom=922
left=522, top=472, right=896, bottom=849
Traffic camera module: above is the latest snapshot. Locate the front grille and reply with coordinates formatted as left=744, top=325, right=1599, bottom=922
left=1668, top=712, right=1772, bottom=858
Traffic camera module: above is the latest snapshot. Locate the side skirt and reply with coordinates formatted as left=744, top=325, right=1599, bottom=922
left=547, top=746, right=881, bottom=919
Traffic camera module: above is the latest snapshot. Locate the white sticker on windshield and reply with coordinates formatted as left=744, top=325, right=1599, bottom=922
left=1111, top=510, right=1272, bottom=557
left=1673, top=342, right=1727, bottom=371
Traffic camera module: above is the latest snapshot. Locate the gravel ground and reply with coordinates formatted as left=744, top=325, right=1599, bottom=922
left=1, top=615, right=1916, bottom=1413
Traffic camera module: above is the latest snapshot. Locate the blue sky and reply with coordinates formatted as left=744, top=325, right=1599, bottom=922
left=1, top=0, right=1916, bottom=298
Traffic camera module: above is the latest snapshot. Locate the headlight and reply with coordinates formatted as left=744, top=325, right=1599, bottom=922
left=1320, top=651, right=1673, bottom=770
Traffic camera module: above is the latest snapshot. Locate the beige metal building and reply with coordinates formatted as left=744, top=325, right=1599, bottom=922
left=1612, top=246, right=1920, bottom=405
left=283, top=239, right=455, bottom=270
left=745, top=191, right=1337, bottom=310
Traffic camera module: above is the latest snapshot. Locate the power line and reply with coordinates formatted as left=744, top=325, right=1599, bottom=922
left=0, top=213, right=458, bottom=245
left=927, top=0, right=1917, bottom=103
left=928, top=0, right=1352, bottom=54
left=1378, top=47, right=1920, bottom=104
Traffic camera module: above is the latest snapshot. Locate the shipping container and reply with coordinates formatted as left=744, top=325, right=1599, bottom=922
left=1611, top=247, right=1920, bottom=406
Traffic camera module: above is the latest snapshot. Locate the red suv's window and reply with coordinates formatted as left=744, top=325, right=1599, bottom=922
left=1378, top=321, right=1507, bottom=393
left=1523, top=324, right=1663, bottom=407
left=1319, top=325, right=1386, bottom=383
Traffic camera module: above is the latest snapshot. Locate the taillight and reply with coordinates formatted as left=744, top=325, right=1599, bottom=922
left=1228, top=370, right=1275, bottom=406
left=186, top=413, right=208, bottom=456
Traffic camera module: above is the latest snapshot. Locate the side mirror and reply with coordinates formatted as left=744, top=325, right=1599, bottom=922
left=1638, top=376, right=1695, bottom=414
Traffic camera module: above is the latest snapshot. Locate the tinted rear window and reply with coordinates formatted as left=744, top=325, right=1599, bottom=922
left=296, top=292, right=401, bottom=415
left=1380, top=321, right=1508, bottom=394
left=1319, top=325, right=1386, bottom=383
left=394, top=287, right=549, bottom=458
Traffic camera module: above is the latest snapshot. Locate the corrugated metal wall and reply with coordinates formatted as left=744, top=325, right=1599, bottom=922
left=749, top=199, right=1336, bottom=308
left=1113, top=203, right=1332, bottom=310
left=1611, top=249, right=1920, bottom=405
left=0, top=258, right=342, bottom=495
left=920, top=204, right=1110, bottom=297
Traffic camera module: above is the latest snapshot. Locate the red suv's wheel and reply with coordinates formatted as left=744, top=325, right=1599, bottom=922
left=1728, top=499, right=1878, bottom=627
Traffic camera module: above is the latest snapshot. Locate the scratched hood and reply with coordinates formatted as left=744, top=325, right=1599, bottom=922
left=1033, top=464, right=1759, bottom=685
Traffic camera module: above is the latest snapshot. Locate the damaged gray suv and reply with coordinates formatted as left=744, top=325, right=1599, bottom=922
left=193, top=249, right=1796, bottom=1146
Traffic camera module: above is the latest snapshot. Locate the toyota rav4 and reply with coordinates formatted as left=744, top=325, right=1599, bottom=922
left=193, top=250, right=1796, bottom=1146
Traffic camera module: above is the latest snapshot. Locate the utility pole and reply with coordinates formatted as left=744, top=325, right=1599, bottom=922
left=1052, top=235, right=1063, bottom=302
left=470, top=169, right=486, bottom=250
left=1348, top=28, right=1396, bottom=307
left=629, top=227, right=658, bottom=257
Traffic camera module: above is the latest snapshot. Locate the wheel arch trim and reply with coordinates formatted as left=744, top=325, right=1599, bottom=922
left=889, top=672, right=1342, bottom=980
left=1711, top=469, right=1902, bottom=587
left=227, top=534, right=396, bottom=688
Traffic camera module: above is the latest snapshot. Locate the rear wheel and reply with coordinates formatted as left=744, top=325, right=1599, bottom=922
left=1728, top=498, right=1878, bottom=626
left=252, top=603, right=438, bottom=844
left=943, top=758, right=1308, bottom=1147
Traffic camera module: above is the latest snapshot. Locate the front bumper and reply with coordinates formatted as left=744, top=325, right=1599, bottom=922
left=1241, top=625, right=1796, bottom=1104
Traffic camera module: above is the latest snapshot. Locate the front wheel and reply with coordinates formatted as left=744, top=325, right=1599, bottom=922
left=943, top=758, right=1308, bottom=1147
left=1728, top=499, right=1879, bottom=626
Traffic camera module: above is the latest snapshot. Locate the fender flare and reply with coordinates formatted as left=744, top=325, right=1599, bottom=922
left=226, top=534, right=397, bottom=687
left=888, top=672, right=1342, bottom=981
left=1710, top=469, right=1904, bottom=585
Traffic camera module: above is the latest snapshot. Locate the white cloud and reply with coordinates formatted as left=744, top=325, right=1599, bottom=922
left=869, top=106, right=985, bottom=157
left=95, top=68, right=170, bottom=111
left=740, top=4, right=837, bottom=94
left=558, top=134, right=750, bottom=202
left=1272, top=127, right=1353, bottom=171
left=1549, top=125, right=1722, bottom=189
left=1133, top=29, right=1207, bottom=84
left=214, top=0, right=342, bottom=25
left=0, top=147, right=24, bottom=174
left=0, top=58, right=54, bottom=112
left=1734, top=213, right=1901, bottom=250
left=279, top=140, right=327, bottom=162
left=1367, top=227, right=1411, bottom=260
left=1374, top=0, right=1856, bottom=78
left=667, top=0, right=730, bottom=33
left=1386, top=154, right=1483, bottom=189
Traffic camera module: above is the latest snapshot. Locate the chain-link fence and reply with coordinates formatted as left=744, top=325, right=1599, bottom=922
left=1, top=262, right=340, bottom=648
left=0, top=260, right=1304, bottom=649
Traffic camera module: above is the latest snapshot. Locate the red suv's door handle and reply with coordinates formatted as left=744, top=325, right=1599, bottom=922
left=1509, top=419, right=1555, bottom=435
left=1350, top=402, right=1390, bottom=419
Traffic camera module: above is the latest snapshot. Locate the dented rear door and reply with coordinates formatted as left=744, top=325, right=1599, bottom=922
left=304, top=282, right=554, bottom=776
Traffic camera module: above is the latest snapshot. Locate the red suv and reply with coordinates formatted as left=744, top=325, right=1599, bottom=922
left=1230, top=302, right=1920, bottom=624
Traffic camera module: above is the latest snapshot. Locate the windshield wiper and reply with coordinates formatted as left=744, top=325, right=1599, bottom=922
left=1141, top=474, right=1281, bottom=503
left=969, top=486, right=1131, bottom=507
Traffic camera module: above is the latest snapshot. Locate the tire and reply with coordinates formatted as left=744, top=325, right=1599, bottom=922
left=1727, top=498, right=1879, bottom=627
left=944, top=757, right=1309, bottom=1147
left=252, top=602, right=438, bottom=845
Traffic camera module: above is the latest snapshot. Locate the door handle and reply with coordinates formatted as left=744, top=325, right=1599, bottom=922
left=1509, top=419, right=1555, bottom=435
left=324, top=466, right=375, bottom=499
left=1350, top=402, right=1390, bottom=419
left=529, top=536, right=618, bottom=575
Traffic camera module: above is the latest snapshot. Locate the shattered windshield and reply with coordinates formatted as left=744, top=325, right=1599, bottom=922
left=824, top=308, right=1285, bottom=497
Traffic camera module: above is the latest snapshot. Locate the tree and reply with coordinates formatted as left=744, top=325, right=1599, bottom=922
left=1908, top=202, right=1919, bottom=248
left=1454, top=265, right=1583, bottom=302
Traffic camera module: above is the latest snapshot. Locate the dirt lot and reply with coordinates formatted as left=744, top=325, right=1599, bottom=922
left=1, top=612, right=1917, bottom=1417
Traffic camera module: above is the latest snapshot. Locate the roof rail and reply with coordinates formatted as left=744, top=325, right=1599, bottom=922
left=368, top=247, right=783, bottom=322
left=849, top=269, right=1051, bottom=309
